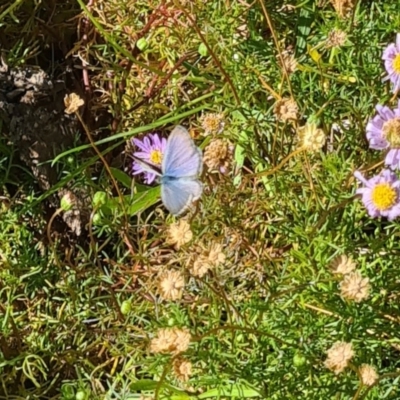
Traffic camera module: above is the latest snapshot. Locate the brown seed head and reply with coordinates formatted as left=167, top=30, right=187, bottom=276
left=191, top=255, right=212, bottom=277
left=280, top=53, right=298, bottom=75
left=64, top=93, right=84, bottom=114
left=297, top=123, right=326, bottom=152
left=340, top=271, right=370, bottom=302
left=274, top=98, right=298, bottom=122
left=203, top=139, right=233, bottom=173
left=159, top=270, right=185, bottom=301
left=329, top=0, right=356, bottom=18
left=166, top=220, right=193, bottom=249
left=359, top=364, right=378, bottom=387
left=173, top=357, right=193, bottom=382
left=150, top=327, right=191, bottom=355
left=326, top=29, right=348, bottom=48
left=329, top=254, right=356, bottom=275
left=208, top=243, right=226, bottom=267
left=324, top=341, right=354, bottom=374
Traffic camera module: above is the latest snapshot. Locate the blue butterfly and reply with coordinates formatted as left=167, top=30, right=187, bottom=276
left=134, top=126, right=203, bottom=216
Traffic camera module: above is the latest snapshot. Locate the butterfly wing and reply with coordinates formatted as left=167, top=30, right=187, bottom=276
left=161, top=178, right=203, bottom=216
left=162, top=125, right=202, bottom=178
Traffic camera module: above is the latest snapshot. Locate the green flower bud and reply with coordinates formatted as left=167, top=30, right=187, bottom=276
left=198, top=43, right=208, bottom=57
left=60, top=383, right=75, bottom=399
left=75, top=390, right=88, bottom=400
left=92, top=191, right=107, bottom=208
left=60, top=193, right=75, bottom=211
left=136, top=38, right=149, bottom=51
left=293, top=352, right=306, bottom=368
left=92, top=213, right=102, bottom=226
left=120, top=300, right=131, bottom=315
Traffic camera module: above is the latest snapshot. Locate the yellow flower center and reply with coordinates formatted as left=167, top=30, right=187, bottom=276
left=149, top=149, right=163, bottom=165
left=393, top=54, right=400, bottom=73
left=382, top=118, right=400, bottom=147
left=202, top=114, right=224, bottom=134
left=371, top=183, right=397, bottom=211
left=207, top=118, right=220, bottom=131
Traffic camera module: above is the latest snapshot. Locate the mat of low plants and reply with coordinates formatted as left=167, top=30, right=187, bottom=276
left=1, top=0, right=400, bottom=399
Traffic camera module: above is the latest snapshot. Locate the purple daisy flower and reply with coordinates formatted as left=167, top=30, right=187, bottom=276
left=366, top=102, right=400, bottom=169
left=383, top=33, right=400, bottom=93
left=354, top=169, right=400, bottom=220
left=131, top=133, right=167, bottom=184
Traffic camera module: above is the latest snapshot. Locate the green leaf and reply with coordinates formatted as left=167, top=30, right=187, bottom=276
left=126, top=186, right=161, bottom=215
left=295, top=4, right=312, bottom=57
left=308, top=44, right=322, bottom=64
left=110, top=167, right=132, bottom=189
left=233, top=129, right=247, bottom=186
left=104, top=186, right=161, bottom=216
left=130, top=379, right=158, bottom=391
left=52, top=104, right=209, bottom=165
left=198, top=384, right=261, bottom=398
left=169, top=395, right=191, bottom=400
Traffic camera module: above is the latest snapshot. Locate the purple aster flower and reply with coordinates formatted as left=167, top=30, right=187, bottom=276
left=131, top=133, right=167, bottom=184
left=354, top=169, right=400, bottom=220
left=366, top=101, right=400, bottom=169
left=383, top=33, right=400, bottom=93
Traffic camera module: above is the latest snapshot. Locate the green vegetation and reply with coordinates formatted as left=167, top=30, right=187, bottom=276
left=1, top=0, right=400, bottom=398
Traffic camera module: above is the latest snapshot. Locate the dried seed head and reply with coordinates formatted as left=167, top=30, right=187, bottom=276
left=203, top=139, right=233, bottom=174
left=60, top=191, right=77, bottom=212
left=359, top=364, right=378, bottom=387
left=191, top=255, right=212, bottom=278
left=329, top=255, right=356, bottom=275
left=173, top=357, right=193, bottom=382
left=159, top=270, right=185, bottom=301
left=324, top=341, right=354, bottom=374
left=280, top=52, right=298, bottom=75
left=326, top=29, right=348, bottom=48
left=150, top=327, right=191, bottom=355
left=166, top=220, right=193, bottom=249
left=297, top=123, right=326, bottom=152
left=329, top=0, right=356, bottom=18
left=274, top=98, right=298, bottom=122
left=207, top=243, right=226, bottom=267
left=64, top=93, right=84, bottom=114
left=340, top=271, right=370, bottom=302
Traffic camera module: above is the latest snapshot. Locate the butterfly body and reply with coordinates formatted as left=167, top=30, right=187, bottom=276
left=160, top=175, right=199, bottom=183
left=160, top=126, right=203, bottom=216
